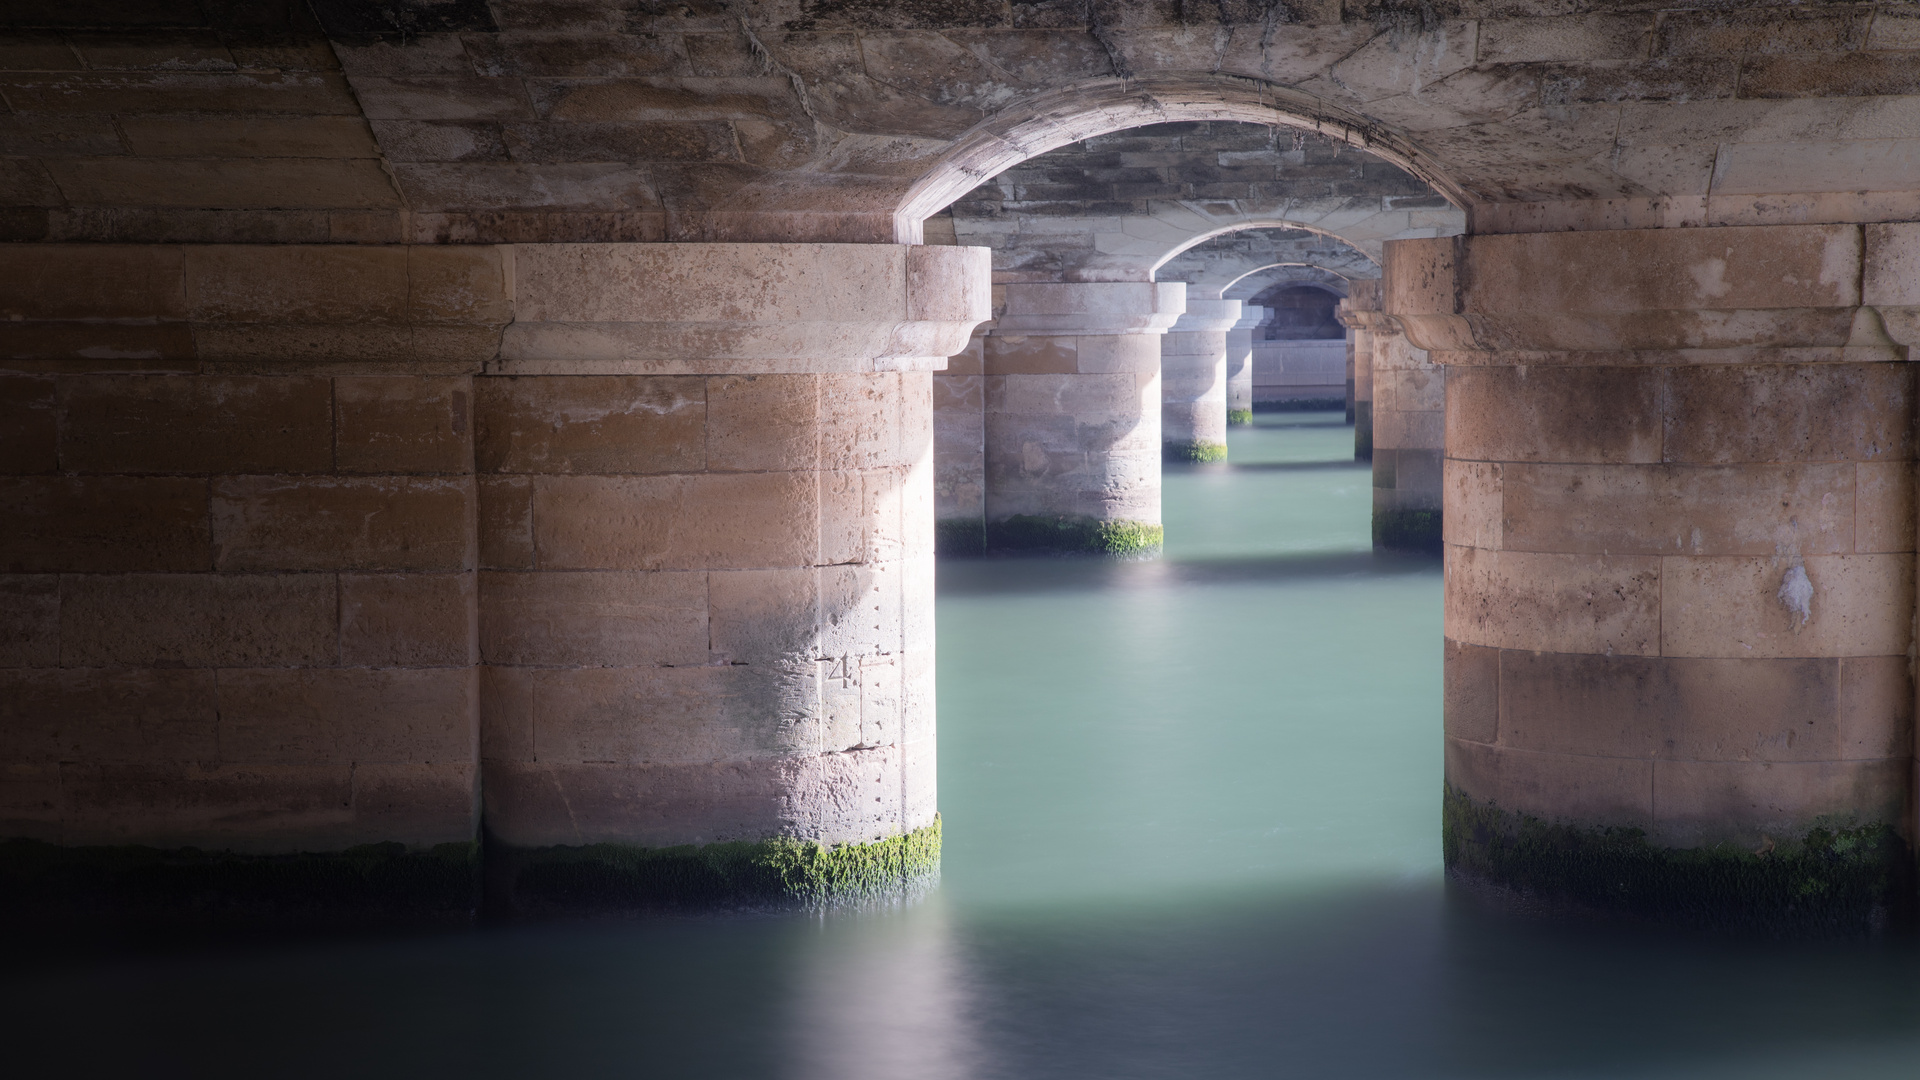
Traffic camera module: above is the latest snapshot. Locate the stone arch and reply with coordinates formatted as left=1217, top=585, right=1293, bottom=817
left=1153, top=226, right=1380, bottom=298
left=1222, top=266, right=1353, bottom=301
left=894, top=74, right=1470, bottom=243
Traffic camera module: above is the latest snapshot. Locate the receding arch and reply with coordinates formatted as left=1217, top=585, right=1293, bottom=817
left=894, top=74, right=1469, bottom=244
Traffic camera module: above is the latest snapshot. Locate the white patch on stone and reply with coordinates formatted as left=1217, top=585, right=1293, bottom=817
left=1778, top=565, right=1814, bottom=629
left=1689, top=256, right=1731, bottom=300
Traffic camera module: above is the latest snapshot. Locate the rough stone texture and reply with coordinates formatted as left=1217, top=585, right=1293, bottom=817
left=1339, top=281, right=1387, bottom=458
left=0, top=242, right=986, bottom=876
left=4, top=6, right=1920, bottom=246
left=1395, top=225, right=1917, bottom=878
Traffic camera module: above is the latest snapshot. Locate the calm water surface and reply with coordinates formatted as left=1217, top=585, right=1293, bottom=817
left=8, top=414, right=1920, bottom=1078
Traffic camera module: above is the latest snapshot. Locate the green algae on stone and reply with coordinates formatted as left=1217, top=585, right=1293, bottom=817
left=1442, top=786, right=1911, bottom=935
left=1165, top=440, right=1228, bottom=464
left=936, top=518, right=987, bottom=557
left=988, top=514, right=1163, bottom=556
left=1373, top=509, right=1441, bottom=554
left=0, top=837, right=481, bottom=927
left=1227, top=408, right=1254, bottom=426
left=497, top=817, right=942, bottom=915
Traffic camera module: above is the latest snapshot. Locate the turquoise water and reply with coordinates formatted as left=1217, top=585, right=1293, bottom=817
left=7, top=414, right=1920, bottom=1078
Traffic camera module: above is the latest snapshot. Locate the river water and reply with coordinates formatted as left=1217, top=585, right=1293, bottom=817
left=8, top=414, right=1920, bottom=1078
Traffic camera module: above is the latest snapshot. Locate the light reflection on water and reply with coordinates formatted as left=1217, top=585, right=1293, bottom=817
left=7, top=414, right=1920, bottom=1079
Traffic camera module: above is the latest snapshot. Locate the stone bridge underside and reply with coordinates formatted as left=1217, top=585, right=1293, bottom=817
left=5, top=0, right=1920, bottom=930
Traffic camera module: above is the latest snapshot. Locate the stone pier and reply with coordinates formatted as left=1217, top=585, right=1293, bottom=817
left=1225, top=305, right=1265, bottom=426
left=1161, top=300, right=1243, bottom=463
left=1338, top=281, right=1385, bottom=462
left=1393, top=225, right=1920, bottom=932
left=1369, top=322, right=1445, bottom=553
left=0, top=242, right=987, bottom=917
left=981, top=283, right=1184, bottom=555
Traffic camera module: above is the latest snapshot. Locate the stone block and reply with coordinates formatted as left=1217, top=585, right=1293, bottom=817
left=1501, top=651, right=1851, bottom=763
left=1445, top=737, right=1654, bottom=828
left=1445, top=366, right=1662, bottom=464
left=474, top=375, right=705, bottom=474
left=1863, top=222, right=1920, bottom=307
left=0, top=475, right=212, bottom=572
left=212, top=476, right=474, bottom=572
left=0, top=668, right=217, bottom=763
left=218, top=667, right=475, bottom=765
left=820, top=373, right=904, bottom=471
left=480, top=664, right=535, bottom=763
left=0, top=576, right=58, bottom=667
left=1499, top=462, right=1855, bottom=557
left=1665, top=363, right=1913, bottom=465
left=983, top=335, right=1078, bottom=375
left=184, top=245, right=410, bottom=323
left=407, top=246, right=512, bottom=323
left=60, top=573, right=337, bottom=668
left=340, top=573, right=476, bottom=668
left=349, top=761, right=478, bottom=845
left=117, top=116, right=381, bottom=158
left=478, top=570, right=707, bottom=667
left=0, top=376, right=55, bottom=473
left=46, top=159, right=403, bottom=211
left=1838, top=655, right=1913, bottom=761
left=0, top=764, right=61, bottom=841
left=351, top=75, right=539, bottom=121
left=477, top=475, right=534, bottom=569
left=0, top=71, right=360, bottom=117
left=479, top=757, right=793, bottom=848
left=1442, top=639, right=1499, bottom=745
left=1443, top=546, right=1661, bottom=656
left=705, top=374, right=818, bottom=472
left=0, top=244, right=186, bottom=322
left=1442, top=459, right=1502, bottom=550
left=1462, top=226, right=1862, bottom=314
left=532, top=472, right=817, bottom=571
left=1651, top=758, right=1908, bottom=847
left=527, top=665, right=788, bottom=765
left=820, top=562, right=903, bottom=659
left=61, top=375, right=333, bottom=474
left=59, top=762, right=357, bottom=851
left=334, top=376, right=473, bottom=474
left=708, top=567, right=819, bottom=667
left=1659, top=553, right=1912, bottom=659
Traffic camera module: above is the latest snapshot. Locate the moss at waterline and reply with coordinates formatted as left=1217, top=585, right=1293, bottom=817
left=936, top=518, right=987, bottom=557
left=987, top=514, right=1163, bottom=556
left=1165, top=440, right=1228, bottom=464
left=1254, top=399, right=1346, bottom=413
left=0, top=838, right=480, bottom=926
left=1442, top=786, right=1911, bottom=935
left=1227, top=408, right=1254, bottom=426
left=494, top=818, right=941, bottom=915
left=1374, top=509, right=1442, bottom=555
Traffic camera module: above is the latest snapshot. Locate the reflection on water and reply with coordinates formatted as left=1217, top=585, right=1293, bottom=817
left=7, top=414, right=1920, bottom=1079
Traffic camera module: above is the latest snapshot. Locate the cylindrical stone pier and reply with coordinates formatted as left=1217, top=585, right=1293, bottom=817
left=982, top=282, right=1184, bottom=555
left=0, top=241, right=989, bottom=918
left=1369, top=321, right=1445, bottom=553
left=1391, top=224, right=1920, bottom=932
left=1338, top=280, right=1385, bottom=463
left=1224, top=304, right=1265, bottom=427
left=1161, top=299, right=1243, bottom=463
